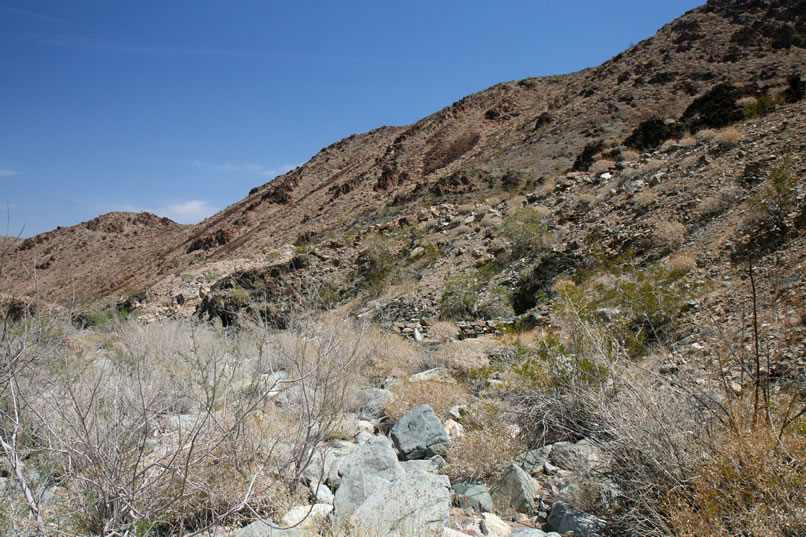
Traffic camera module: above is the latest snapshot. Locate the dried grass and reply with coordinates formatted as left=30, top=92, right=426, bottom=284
left=385, top=380, right=470, bottom=422
left=714, top=126, right=744, bottom=146
left=654, top=219, right=687, bottom=249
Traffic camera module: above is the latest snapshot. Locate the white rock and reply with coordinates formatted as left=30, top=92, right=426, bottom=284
left=281, top=503, right=333, bottom=528
left=481, top=512, right=511, bottom=537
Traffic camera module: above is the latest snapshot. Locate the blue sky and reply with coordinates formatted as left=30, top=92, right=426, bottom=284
left=1, top=1, right=703, bottom=237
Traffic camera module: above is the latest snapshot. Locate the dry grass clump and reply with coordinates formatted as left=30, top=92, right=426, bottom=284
left=639, top=159, right=665, bottom=175
left=667, top=418, right=806, bottom=537
left=654, top=219, right=687, bottom=249
left=714, top=126, right=744, bottom=146
left=363, top=333, right=425, bottom=381
left=621, top=149, right=641, bottom=162
left=429, top=338, right=493, bottom=374
left=678, top=136, right=697, bottom=148
left=695, top=128, right=718, bottom=142
left=696, top=188, right=737, bottom=220
left=680, top=154, right=702, bottom=169
left=445, top=405, right=524, bottom=482
left=665, top=251, right=697, bottom=274
left=660, top=138, right=679, bottom=152
left=632, top=189, right=659, bottom=206
left=385, top=380, right=470, bottom=422
left=590, top=159, right=614, bottom=175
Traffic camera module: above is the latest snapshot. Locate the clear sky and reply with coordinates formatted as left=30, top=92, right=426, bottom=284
left=1, top=1, right=703, bottom=237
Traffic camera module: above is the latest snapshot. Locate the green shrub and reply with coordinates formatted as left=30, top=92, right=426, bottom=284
left=501, top=207, right=551, bottom=257
left=439, top=271, right=480, bottom=319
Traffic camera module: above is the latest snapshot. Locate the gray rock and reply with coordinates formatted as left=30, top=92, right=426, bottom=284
left=453, top=481, right=494, bottom=513
left=308, top=481, right=334, bottom=505
left=546, top=501, right=604, bottom=537
left=409, top=367, right=456, bottom=383
left=349, top=470, right=451, bottom=535
left=515, top=446, right=552, bottom=474
left=549, top=440, right=608, bottom=474
left=490, top=464, right=541, bottom=514
left=333, top=435, right=404, bottom=522
left=355, top=388, right=394, bottom=420
left=390, top=404, right=451, bottom=460
left=234, top=521, right=313, bottom=537
left=301, top=439, right=356, bottom=488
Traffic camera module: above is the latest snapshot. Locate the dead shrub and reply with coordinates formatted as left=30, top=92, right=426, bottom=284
left=363, top=333, right=425, bottom=382
left=385, top=380, right=469, bottom=422
left=654, top=219, right=687, bottom=249
left=445, top=405, right=524, bottom=482
left=678, top=136, right=697, bottom=148
left=680, top=154, right=701, bottom=169
left=633, top=189, right=658, bottom=206
left=696, top=188, right=736, bottom=220
left=638, top=159, right=665, bottom=175
left=665, top=251, right=697, bottom=274
left=660, top=139, right=679, bottom=152
left=714, top=126, right=744, bottom=146
left=590, top=159, right=615, bottom=175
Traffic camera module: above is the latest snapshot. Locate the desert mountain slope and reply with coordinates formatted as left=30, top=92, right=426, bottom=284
left=2, top=0, right=805, bottom=314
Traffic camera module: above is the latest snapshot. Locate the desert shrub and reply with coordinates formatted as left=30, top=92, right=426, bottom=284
left=439, top=271, right=481, bottom=320
left=2, top=312, right=375, bottom=536
left=638, top=159, right=665, bottom=175
left=500, top=206, right=552, bottom=257
left=665, top=251, right=697, bottom=273
left=668, top=421, right=806, bottom=537
left=632, top=189, right=658, bottom=206
left=680, top=154, right=701, bottom=169
left=654, top=219, right=687, bottom=249
left=678, top=135, right=697, bottom=148
left=741, top=93, right=773, bottom=119
left=696, top=188, right=736, bottom=220
left=694, top=128, right=718, bottom=142
left=752, top=155, right=798, bottom=215
left=713, top=126, right=744, bottom=146
left=385, top=380, right=469, bottom=422
left=621, top=149, right=641, bottom=161
left=445, top=404, right=524, bottom=481
left=590, top=159, right=614, bottom=175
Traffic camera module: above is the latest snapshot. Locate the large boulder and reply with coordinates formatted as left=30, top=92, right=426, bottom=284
left=390, top=404, right=451, bottom=460
left=515, top=446, right=552, bottom=475
left=490, top=464, right=541, bottom=514
left=333, top=435, right=404, bottom=521
left=348, top=470, right=451, bottom=535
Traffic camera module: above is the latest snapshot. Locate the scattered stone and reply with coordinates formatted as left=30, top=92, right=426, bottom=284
left=444, top=418, right=466, bottom=440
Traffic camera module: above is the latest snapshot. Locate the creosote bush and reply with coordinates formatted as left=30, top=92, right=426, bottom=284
left=500, top=206, right=552, bottom=257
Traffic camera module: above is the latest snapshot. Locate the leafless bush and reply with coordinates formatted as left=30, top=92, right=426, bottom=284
left=1, top=308, right=375, bottom=536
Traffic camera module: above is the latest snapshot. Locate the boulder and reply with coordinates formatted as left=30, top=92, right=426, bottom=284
left=390, top=404, right=451, bottom=460
left=348, top=469, right=451, bottom=535
left=548, top=440, right=608, bottom=474
left=490, top=464, right=541, bottom=514
left=546, top=501, right=604, bottom=537
left=509, top=530, right=549, bottom=537
left=281, top=503, right=333, bottom=528
left=409, top=367, right=457, bottom=383
left=355, top=387, right=394, bottom=420
left=333, top=435, right=404, bottom=521
left=453, top=482, right=494, bottom=513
